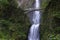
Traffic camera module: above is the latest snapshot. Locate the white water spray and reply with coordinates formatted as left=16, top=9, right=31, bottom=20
left=28, top=0, right=41, bottom=40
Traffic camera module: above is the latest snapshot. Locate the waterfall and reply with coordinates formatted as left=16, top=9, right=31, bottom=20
left=28, top=0, right=41, bottom=40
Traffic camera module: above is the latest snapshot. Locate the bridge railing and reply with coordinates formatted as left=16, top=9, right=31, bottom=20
left=24, top=8, right=44, bottom=13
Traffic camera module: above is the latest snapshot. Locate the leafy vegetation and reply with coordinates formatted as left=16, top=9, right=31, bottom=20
left=0, top=0, right=30, bottom=40
left=41, top=0, right=60, bottom=40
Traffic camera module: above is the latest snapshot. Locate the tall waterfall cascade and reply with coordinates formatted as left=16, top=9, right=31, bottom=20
left=28, top=0, right=41, bottom=40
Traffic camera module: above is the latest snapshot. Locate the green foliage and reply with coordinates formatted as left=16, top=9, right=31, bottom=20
left=48, top=34, right=60, bottom=40
left=0, top=0, right=9, bottom=5
left=0, top=0, right=30, bottom=40
left=41, top=0, right=60, bottom=40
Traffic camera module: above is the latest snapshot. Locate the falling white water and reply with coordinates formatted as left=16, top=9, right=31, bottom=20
left=28, top=0, right=41, bottom=40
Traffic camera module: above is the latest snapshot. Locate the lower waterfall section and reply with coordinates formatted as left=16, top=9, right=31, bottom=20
left=28, top=24, right=40, bottom=40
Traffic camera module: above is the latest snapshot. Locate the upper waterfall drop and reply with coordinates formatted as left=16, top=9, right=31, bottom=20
left=28, top=0, right=41, bottom=40
left=35, top=0, right=40, bottom=8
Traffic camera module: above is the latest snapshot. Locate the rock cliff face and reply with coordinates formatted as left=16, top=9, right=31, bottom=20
left=17, top=0, right=50, bottom=9
left=17, top=0, right=34, bottom=9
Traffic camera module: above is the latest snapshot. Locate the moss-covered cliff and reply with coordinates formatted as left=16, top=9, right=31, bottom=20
left=41, top=0, right=60, bottom=40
